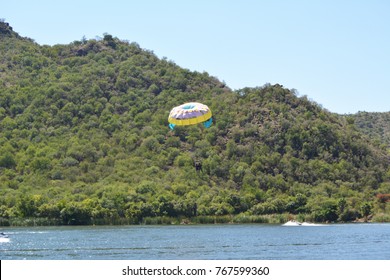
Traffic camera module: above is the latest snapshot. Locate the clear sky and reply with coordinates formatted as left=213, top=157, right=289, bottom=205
left=2, top=0, right=390, bottom=114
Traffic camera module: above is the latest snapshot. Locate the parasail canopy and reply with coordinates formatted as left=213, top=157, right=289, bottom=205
left=168, top=102, right=212, bottom=130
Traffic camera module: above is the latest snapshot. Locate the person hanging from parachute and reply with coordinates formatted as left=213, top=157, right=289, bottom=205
left=168, top=102, right=212, bottom=171
left=194, top=161, right=202, bottom=172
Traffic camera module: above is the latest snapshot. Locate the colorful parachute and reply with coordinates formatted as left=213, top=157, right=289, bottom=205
left=168, top=102, right=212, bottom=130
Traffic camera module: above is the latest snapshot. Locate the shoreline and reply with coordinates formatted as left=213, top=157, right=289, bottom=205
left=1, top=213, right=388, bottom=227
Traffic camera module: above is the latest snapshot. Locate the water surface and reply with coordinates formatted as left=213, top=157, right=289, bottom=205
left=1, top=223, right=389, bottom=260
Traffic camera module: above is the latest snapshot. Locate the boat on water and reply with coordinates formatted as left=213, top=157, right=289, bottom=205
left=282, top=220, right=322, bottom=226
left=0, top=232, right=10, bottom=242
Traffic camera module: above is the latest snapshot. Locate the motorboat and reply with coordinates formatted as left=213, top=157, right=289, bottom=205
left=300, top=222, right=320, bottom=226
left=282, top=220, right=322, bottom=226
left=282, top=220, right=302, bottom=226
left=0, top=232, right=10, bottom=242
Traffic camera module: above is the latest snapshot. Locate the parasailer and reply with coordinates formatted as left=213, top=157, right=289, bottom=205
left=168, top=102, right=212, bottom=130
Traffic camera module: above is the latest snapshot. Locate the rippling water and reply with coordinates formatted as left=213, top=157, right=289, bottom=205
left=1, top=223, right=389, bottom=260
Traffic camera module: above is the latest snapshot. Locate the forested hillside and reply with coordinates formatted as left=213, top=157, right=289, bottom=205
left=1, top=22, right=389, bottom=225
left=348, top=111, right=390, bottom=149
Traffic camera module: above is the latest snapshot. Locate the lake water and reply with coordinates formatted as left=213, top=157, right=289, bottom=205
left=1, top=223, right=389, bottom=260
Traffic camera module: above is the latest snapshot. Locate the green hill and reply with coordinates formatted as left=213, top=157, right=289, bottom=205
left=1, top=22, right=389, bottom=225
left=347, top=111, right=390, bottom=150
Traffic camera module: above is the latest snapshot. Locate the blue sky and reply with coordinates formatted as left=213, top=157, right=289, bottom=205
left=3, top=0, right=390, bottom=114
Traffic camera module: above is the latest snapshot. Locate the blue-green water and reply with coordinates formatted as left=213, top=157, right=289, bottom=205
left=1, top=223, right=389, bottom=260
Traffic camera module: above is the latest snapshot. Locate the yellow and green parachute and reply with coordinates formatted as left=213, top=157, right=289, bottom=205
left=168, top=102, right=212, bottom=130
